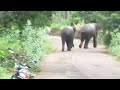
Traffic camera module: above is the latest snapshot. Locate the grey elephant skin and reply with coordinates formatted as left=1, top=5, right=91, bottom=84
left=79, top=23, right=100, bottom=49
left=61, top=26, right=76, bottom=52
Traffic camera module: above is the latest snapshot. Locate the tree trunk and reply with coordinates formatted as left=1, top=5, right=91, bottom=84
left=60, top=11, right=72, bottom=19
left=65, top=11, right=67, bottom=19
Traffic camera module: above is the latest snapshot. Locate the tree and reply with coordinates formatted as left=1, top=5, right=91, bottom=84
left=0, top=11, right=54, bottom=28
left=69, top=11, right=120, bottom=45
left=70, top=11, right=120, bottom=32
left=0, top=11, right=54, bottom=36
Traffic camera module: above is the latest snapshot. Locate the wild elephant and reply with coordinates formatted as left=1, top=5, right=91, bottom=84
left=79, top=23, right=100, bottom=49
left=61, top=26, right=76, bottom=51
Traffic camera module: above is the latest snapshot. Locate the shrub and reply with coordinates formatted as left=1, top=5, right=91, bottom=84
left=0, top=20, right=54, bottom=72
left=0, top=67, right=12, bottom=79
left=0, top=30, right=22, bottom=71
left=21, top=20, right=54, bottom=72
left=22, top=20, right=49, bottom=60
left=108, top=30, right=120, bottom=59
left=103, top=31, right=112, bottom=46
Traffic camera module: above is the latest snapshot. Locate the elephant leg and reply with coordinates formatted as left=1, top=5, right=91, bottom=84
left=70, top=41, right=74, bottom=48
left=61, top=38, right=65, bottom=52
left=66, top=40, right=71, bottom=51
left=72, top=42, right=74, bottom=47
left=79, top=35, right=84, bottom=48
left=71, top=39, right=74, bottom=47
left=79, top=40, right=84, bottom=48
left=84, top=39, right=90, bottom=49
left=79, top=32, right=85, bottom=48
left=93, top=35, right=97, bottom=48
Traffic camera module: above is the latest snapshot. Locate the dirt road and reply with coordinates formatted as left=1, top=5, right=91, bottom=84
left=35, top=36, right=120, bottom=79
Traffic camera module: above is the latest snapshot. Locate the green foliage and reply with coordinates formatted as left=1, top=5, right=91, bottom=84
left=21, top=20, right=54, bottom=71
left=0, top=24, right=22, bottom=71
left=108, top=31, right=120, bottom=58
left=103, top=31, right=112, bottom=46
left=0, top=11, right=54, bottom=35
left=70, top=11, right=120, bottom=30
left=69, top=15, right=82, bottom=24
left=22, top=20, right=51, bottom=61
left=42, top=36, right=54, bottom=54
left=0, top=31, right=22, bottom=70
left=0, top=28, right=21, bottom=52
left=51, top=11, right=78, bottom=30
left=97, top=31, right=104, bottom=44
left=101, top=13, right=120, bottom=32
left=0, top=20, right=54, bottom=74
left=50, top=19, right=70, bottom=30
left=71, top=11, right=96, bottom=23
left=69, top=11, right=120, bottom=46
left=0, top=49, right=5, bottom=57
left=0, top=67, right=12, bottom=79
left=0, top=12, right=54, bottom=78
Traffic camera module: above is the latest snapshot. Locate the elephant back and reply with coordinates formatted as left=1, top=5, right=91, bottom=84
left=62, top=26, right=75, bottom=37
left=66, top=26, right=73, bottom=30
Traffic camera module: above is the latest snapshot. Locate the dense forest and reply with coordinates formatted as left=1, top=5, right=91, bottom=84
left=0, top=11, right=120, bottom=78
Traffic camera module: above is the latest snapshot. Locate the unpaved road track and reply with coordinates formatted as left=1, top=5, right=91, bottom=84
left=35, top=36, right=120, bottom=79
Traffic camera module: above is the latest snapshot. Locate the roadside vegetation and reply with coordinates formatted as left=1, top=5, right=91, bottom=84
left=0, top=11, right=120, bottom=78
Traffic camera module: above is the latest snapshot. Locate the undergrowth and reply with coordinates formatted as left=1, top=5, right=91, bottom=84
left=0, top=20, right=54, bottom=77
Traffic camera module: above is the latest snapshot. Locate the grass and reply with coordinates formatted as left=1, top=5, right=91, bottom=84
left=0, top=67, right=12, bottom=79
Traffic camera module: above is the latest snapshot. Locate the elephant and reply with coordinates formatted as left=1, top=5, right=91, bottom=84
left=79, top=23, right=100, bottom=49
left=61, top=26, right=76, bottom=52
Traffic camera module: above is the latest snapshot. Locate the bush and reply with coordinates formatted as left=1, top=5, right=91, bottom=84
left=50, top=19, right=70, bottom=30
left=21, top=20, right=54, bottom=72
left=0, top=20, right=54, bottom=73
left=0, top=67, right=12, bottom=79
left=22, top=20, right=52, bottom=60
left=108, top=30, right=120, bottom=58
left=97, top=31, right=104, bottom=44
left=0, top=30, right=22, bottom=71
left=103, top=31, right=112, bottom=46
